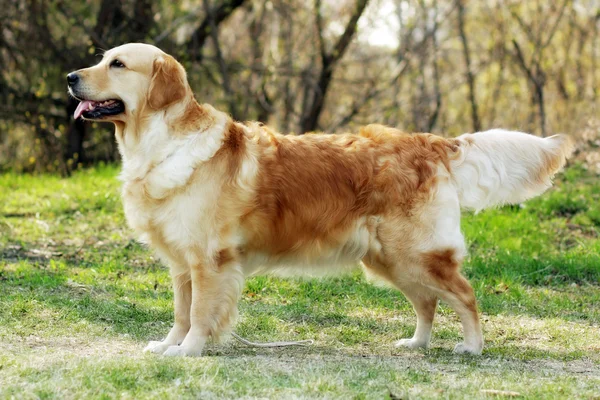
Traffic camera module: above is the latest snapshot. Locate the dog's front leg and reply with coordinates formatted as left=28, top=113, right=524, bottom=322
left=163, top=250, right=244, bottom=357
left=144, top=269, right=192, bottom=354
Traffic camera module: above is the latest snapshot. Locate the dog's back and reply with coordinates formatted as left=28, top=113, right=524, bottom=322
left=237, top=125, right=459, bottom=271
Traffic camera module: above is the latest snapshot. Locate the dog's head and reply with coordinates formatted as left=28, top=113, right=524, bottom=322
left=67, top=43, right=189, bottom=122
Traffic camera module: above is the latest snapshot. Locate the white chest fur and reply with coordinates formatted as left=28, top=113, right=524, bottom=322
left=117, top=109, right=229, bottom=266
left=121, top=173, right=224, bottom=269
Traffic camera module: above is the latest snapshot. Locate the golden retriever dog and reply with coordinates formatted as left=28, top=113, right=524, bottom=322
left=67, top=43, right=573, bottom=357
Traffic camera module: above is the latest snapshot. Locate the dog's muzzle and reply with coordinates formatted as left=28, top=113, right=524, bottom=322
left=67, top=72, right=79, bottom=87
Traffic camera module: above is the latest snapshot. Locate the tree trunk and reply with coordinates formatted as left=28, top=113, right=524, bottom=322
left=457, top=0, right=481, bottom=132
left=299, top=0, right=369, bottom=133
left=300, top=67, right=333, bottom=133
left=535, top=80, right=546, bottom=137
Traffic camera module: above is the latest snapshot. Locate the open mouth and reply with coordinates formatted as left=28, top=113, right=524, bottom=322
left=74, top=99, right=125, bottom=120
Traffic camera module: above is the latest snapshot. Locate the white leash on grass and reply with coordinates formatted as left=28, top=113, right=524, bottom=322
left=231, top=332, right=314, bottom=348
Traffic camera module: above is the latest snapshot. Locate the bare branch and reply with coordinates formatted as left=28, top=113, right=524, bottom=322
left=314, top=0, right=327, bottom=62
left=539, top=0, right=570, bottom=51
left=329, top=0, right=369, bottom=66
left=154, top=7, right=202, bottom=44
left=512, top=40, right=537, bottom=84
left=187, top=0, right=248, bottom=61
left=328, top=60, right=409, bottom=131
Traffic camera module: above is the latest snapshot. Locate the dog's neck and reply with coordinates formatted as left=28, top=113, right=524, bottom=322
left=115, top=98, right=230, bottom=187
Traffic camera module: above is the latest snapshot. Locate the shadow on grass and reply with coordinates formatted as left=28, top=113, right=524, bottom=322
left=199, top=343, right=594, bottom=365
left=1, top=233, right=599, bottom=363
left=1, top=264, right=597, bottom=366
left=0, top=267, right=413, bottom=344
left=0, top=238, right=159, bottom=272
left=1, top=259, right=598, bottom=334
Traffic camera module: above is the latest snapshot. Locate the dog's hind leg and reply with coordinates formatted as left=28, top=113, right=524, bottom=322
left=393, top=284, right=438, bottom=349
left=419, top=252, right=483, bottom=355
left=364, top=180, right=483, bottom=354
left=364, top=252, right=482, bottom=355
left=362, top=258, right=438, bottom=350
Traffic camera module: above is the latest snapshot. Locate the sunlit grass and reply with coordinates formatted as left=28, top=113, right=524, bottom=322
left=0, top=164, right=598, bottom=398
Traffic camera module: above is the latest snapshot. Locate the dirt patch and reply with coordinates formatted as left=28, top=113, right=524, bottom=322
left=0, top=335, right=141, bottom=365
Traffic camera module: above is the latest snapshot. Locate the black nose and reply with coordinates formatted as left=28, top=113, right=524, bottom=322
left=67, top=73, right=79, bottom=87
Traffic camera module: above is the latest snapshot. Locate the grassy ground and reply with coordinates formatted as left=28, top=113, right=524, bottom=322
left=1, top=164, right=599, bottom=399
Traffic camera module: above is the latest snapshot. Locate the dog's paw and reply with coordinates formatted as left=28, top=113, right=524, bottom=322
left=144, top=340, right=172, bottom=354
left=394, top=338, right=428, bottom=349
left=162, top=345, right=203, bottom=357
left=453, top=342, right=482, bottom=355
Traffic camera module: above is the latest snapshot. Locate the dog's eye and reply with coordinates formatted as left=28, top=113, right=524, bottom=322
left=110, top=59, right=125, bottom=68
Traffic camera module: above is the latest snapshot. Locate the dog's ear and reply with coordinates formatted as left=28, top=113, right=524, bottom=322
left=147, top=55, right=187, bottom=110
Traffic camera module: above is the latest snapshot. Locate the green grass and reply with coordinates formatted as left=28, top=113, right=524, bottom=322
left=1, top=164, right=599, bottom=399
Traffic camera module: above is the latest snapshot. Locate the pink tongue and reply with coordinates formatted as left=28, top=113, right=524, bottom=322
left=74, top=100, right=94, bottom=120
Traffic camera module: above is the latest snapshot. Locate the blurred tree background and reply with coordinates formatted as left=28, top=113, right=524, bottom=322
left=1, top=0, right=599, bottom=174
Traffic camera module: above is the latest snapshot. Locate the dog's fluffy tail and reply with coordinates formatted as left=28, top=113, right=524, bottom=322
left=450, top=129, right=574, bottom=211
